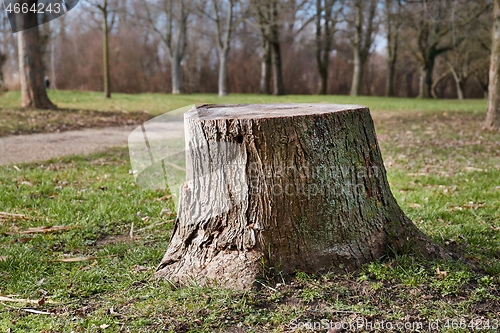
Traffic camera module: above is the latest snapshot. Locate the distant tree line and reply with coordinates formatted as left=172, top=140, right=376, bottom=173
left=0, top=0, right=494, bottom=99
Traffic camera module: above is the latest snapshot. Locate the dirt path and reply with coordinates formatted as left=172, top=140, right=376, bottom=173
left=0, top=124, right=184, bottom=166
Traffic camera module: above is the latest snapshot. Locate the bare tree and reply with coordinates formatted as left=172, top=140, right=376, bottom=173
left=16, top=0, right=56, bottom=108
left=444, top=5, right=491, bottom=100
left=445, top=44, right=489, bottom=100
left=85, top=0, right=115, bottom=98
left=486, top=0, right=500, bottom=130
left=214, top=0, right=236, bottom=96
left=252, top=0, right=284, bottom=95
left=384, top=0, right=402, bottom=97
left=144, top=0, right=190, bottom=94
left=315, top=0, right=343, bottom=95
left=474, top=65, right=490, bottom=98
left=347, top=0, right=378, bottom=97
left=199, top=0, right=243, bottom=96
left=406, top=0, right=488, bottom=98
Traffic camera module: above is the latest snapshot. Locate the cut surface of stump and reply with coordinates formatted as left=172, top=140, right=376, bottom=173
left=156, top=104, right=452, bottom=289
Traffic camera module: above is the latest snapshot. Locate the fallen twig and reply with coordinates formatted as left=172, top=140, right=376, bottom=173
left=22, top=308, right=52, bottom=315
left=0, top=296, right=55, bottom=304
left=4, top=225, right=81, bottom=235
left=48, top=255, right=116, bottom=263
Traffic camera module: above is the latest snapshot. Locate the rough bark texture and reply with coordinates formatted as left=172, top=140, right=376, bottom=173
left=486, top=0, right=500, bottom=131
left=16, top=1, right=56, bottom=109
left=155, top=104, right=452, bottom=289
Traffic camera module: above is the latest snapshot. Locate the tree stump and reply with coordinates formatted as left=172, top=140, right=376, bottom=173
left=155, top=104, right=451, bottom=289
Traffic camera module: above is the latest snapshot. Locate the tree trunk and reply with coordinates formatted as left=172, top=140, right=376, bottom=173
left=171, top=54, right=182, bottom=95
left=270, top=41, right=284, bottom=96
left=259, top=40, right=271, bottom=95
left=405, top=72, right=414, bottom=97
left=350, top=49, right=363, bottom=96
left=456, top=80, right=465, bottom=100
left=419, top=61, right=434, bottom=98
left=476, top=73, right=489, bottom=99
left=50, top=39, right=56, bottom=90
left=315, top=0, right=327, bottom=95
left=218, top=48, right=229, bottom=96
left=0, top=53, right=6, bottom=90
left=384, top=0, right=399, bottom=98
left=318, top=63, right=328, bottom=95
left=102, top=4, right=111, bottom=99
left=486, top=0, right=500, bottom=130
left=385, top=59, right=396, bottom=97
left=16, top=3, right=56, bottom=109
left=155, top=104, right=452, bottom=289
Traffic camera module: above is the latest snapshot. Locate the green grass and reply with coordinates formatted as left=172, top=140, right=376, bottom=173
left=0, top=92, right=499, bottom=332
left=0, top=90, right=487, bottom=115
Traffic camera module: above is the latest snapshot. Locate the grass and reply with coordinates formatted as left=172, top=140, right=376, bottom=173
left=0, top=90, right=487, bottom=115
left=0, top=92, right=499, bottom=332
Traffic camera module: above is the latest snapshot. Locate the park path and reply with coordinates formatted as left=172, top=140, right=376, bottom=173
left=0, top=123, right=184, bottom=166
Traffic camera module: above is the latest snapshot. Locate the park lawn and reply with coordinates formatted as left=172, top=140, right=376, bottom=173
left=0, top=95, right=499, bottom=332
left=0, top=89, right=487, bottom=115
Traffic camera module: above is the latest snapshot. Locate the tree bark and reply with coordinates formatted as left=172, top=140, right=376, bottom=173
left=155, top=104, right=452, bottom=289
left=16, top=1, right=56, bottom=109
left=486, top=0, right=500, bottom=130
